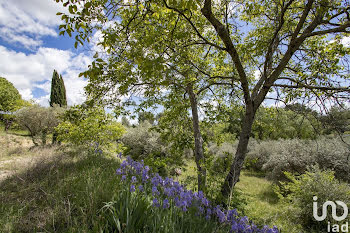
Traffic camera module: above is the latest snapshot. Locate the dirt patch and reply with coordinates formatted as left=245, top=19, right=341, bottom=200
left=0, top=133, right=56, bottom=181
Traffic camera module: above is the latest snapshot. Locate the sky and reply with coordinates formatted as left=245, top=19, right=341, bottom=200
left=0, top=0, right=92, bottom=106
left=1, top=0, right=349, bottom=110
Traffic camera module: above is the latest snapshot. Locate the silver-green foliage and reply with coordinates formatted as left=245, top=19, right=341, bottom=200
left=246, top=137, right=350, bottom=182
left=121, top=121, right=167, bottom=160
left=16, top=105, right=62, bottom=145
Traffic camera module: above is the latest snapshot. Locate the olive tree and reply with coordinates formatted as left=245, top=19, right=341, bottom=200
left=16, top=105, right=62, bottom=146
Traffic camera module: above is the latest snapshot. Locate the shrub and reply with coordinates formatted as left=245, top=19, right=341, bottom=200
left=245, top=137, right=350, bottom=182
left=121, top=122, right=177, bottom=175
left=121, top=121, right=167, bottom=160
left=275, top=166, right=350, bottom=232
left=206, top=141, right=237, bottom=175
left=56, top=105, right=125, bottom=153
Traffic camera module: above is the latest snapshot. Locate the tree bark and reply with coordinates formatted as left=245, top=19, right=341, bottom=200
left=52, top=131, right=58, bottom=144
left=221, top=103, right=256, bottom=199
left=187, top=84, right=206, bottom=191
left=4, top=119, right=12, bottom=132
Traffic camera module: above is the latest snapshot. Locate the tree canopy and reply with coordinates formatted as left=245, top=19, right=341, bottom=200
left=57, top=0, right=350, bottom=199
left=0, top=77, right=22, bottom=113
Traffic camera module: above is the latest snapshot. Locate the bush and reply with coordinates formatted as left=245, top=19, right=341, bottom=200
left=275, top=166, right=350, bottom=232
left=56, top=105, right=125, bottom=153
left=121, top=122, right=177, bottom=175
left=122, top=121, right=167, bottom=160
left=245, top=137, right=350, bottom=183
left=206, top=141, right=237, bottom=175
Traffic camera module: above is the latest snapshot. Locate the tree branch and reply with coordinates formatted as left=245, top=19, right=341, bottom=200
left=162, top=0, right=225, bottom=51
left=201, top=0, right=251, bottom=104
left=272, top=83, right=350, bottom=92
left=302, top=23, right=350, bottom=38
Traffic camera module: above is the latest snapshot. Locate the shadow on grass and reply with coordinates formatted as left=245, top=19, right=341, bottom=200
left=0, top=147, right=121, bottom=233
left=257, top=186, right=279, bottom=205
left=4, top=129, right=31, bottom=137
left=242, top=170, right=267, bottom=178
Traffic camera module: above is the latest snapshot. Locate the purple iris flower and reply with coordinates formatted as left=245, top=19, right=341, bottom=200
left=163, top=199, right=170, bottom=209
left=114, top=156, right=279, bottom=233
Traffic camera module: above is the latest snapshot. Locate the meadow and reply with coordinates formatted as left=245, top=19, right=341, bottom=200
left=1, top=123, right=349, bottom=233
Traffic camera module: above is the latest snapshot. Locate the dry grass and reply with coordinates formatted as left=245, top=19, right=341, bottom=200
left=0, top=134, right=121, bottom=232
left=0, top=131, right=62, bottom=181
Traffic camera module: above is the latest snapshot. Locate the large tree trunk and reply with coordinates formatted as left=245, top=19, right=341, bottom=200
left=221, top=104, right=256, bottom=199
left=187, top=84, right=206, bottom=191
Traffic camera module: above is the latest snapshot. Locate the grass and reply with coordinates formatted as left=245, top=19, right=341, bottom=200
left=236, top=171, right=303, bottom=233
left=0, top=143, right=122, bottom=232
left=178, top=161, right=303, bottom=233
left=0, top=128, right=301, bottom=232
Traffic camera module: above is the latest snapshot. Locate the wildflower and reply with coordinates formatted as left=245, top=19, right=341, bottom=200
left=116, top=168, right=123, bottom=175
left=138, top=185, right=144, bottom=192
left=152, top=186, right=160, bottom=196
left=198, top=206, right=204, bottom=214
left=131, top=176, right=137, bottom=183
left=153, top=198, right=160, bottom=207
left=201, top=197, right=209, bottom=207
left=227, top=209, right=238, bottom=221
left=142, top=171, right=149, bottom=182
left=163, top=199, right=170, bottom=209
left=215, top=205, right=226, bottom=223
left=151, top=175, right=161, bottom=186
left=114, top=156, right=279, bottom=233
left=206, top=208, right=212, bottom=220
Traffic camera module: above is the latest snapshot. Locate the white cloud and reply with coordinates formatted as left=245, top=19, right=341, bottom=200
left=0, top=45, right=91, bottom=106
left=253, top=70, right=261, bottom=80
left=0, top=0, right=67, bottom=49
left=341, top=36, right=350, bottom=47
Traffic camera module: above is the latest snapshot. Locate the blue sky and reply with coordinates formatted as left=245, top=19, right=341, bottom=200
left=1, top=0, right=349, bottom=111
left=0, top=0, right=93, bottom=106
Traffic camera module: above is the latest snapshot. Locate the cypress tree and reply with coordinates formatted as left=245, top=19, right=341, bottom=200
left=49, top=70, right=67, bottom=144
left=49, top=70, right=67, bottom=107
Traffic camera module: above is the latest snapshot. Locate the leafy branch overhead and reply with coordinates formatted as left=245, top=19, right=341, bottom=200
left=57, top=0, right=350, bottom=197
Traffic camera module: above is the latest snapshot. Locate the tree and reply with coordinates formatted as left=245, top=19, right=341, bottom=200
left=320, top=105, right=350, bottom=134
left=56, top=105, right=125, bottom=152
left=16, top=105, right=62, bottom=146
left=225, top=105, right=322, bottom=140
left=138, top=111, right=155, bottom=125
left=58, top=0, right=350, bottom=200
left=49, top=70, right=67, bottom=107
left=49, top=70, right=67, bottom=144
left=121, top=116, right=131, bottom=127
left=0, top=77, right=24, bottom=131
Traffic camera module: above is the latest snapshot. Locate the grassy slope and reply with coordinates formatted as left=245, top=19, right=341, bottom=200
left=0, top=128, right=302, bottom=232
left=236, top=171, right=303, bottom=233
left=0, top=130, right=122, bottom=232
